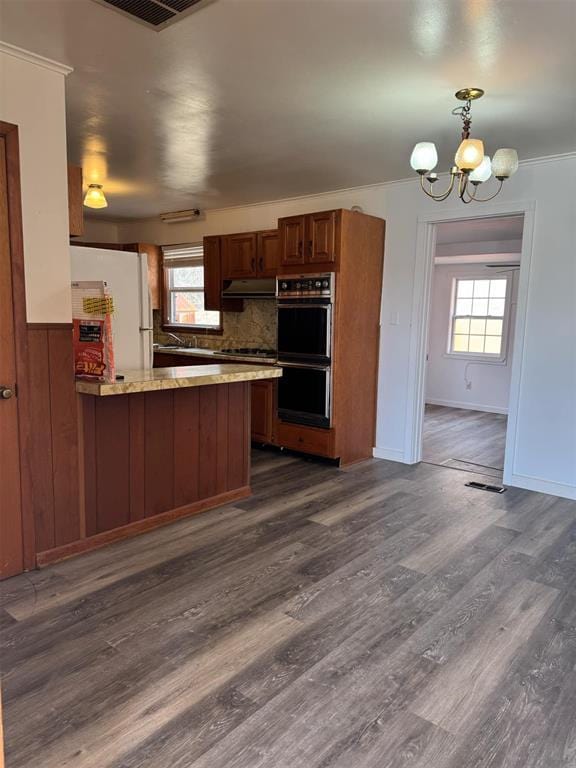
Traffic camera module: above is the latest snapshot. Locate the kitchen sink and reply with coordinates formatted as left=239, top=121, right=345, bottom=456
left=155, top=345, right=193, bottom=351
left=155, top=345, right=212, bottom=353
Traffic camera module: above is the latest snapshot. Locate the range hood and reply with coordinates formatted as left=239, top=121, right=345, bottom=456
left=222, top=278, right=276, bottom=299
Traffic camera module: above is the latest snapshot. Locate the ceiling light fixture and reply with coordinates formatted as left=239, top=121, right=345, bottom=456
left=83, top=183, right=108, bottom=209
left=410, top=88, right=518, bottom=203
left=159, top=209, right=202, bottom=223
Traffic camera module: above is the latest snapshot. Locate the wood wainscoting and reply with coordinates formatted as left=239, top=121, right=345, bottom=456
left=37, top=381, right=252, bottom=566
left=26, top=323, right=81, bottom=554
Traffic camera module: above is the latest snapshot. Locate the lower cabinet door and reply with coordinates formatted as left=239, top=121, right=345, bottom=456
left=251, top=380, right=274, bottom=443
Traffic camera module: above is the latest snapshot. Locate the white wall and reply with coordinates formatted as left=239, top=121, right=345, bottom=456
left=0, top=44, right=72, bottom=322
left=77, top=217, right=121, bottom=244
left=110, top=155, right=576, bottom=498
left=425, top=263, right=519, bottom=414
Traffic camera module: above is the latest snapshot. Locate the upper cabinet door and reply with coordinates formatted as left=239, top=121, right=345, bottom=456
left=279, top=215, right=306, bottom=266
left=257, top=230, right=279, bottom=277
left=307, top=210, right=337, bottom=264
left=203, top=236, right=222, bottom=311
left=223, top=233, right=258, bottom=278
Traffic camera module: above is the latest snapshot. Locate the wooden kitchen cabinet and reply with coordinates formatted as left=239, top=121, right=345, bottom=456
left=203, top=236, right=244, bottom=313
left=222, top=230, right=279, bottom=280
left=203, top=236, right=223, bottom=311
left=124, top=243, right=163, bottom=310
left=308, top=210, right=337, bottom=264
left=278, top=215, right=306, bottom=267
left=223, top=232, right=258, bottom=279
left=251, top=379, right=275, bottom=443
left=276, top=208, right=385, bottom=466
left=68, top=164, right=84, bottom=237
left=278, top=210, right=338, bottom=271
left=256, top=230, right=279, bottom=277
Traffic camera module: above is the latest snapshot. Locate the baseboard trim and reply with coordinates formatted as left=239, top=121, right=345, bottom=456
left=508, top=473, right=576, bottom=501
left=373, top=446, right=405, bottom=463
left=425, top=398, right=508, bottom=415
left=36, top=485, right=252, bottom=567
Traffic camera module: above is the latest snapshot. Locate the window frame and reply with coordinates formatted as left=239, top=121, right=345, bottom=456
left=445, top=274, right=512, bottom=363
left=161, top=243, right=222, bottom=334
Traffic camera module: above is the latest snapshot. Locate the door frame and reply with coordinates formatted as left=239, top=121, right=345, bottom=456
left=1, top=120, right=36, bottom=571
left=403, top=198, right=536, bottom=487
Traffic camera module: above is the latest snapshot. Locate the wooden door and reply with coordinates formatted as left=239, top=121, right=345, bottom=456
left=279, top=215, right=306, bottom=267
left=251, top=380, right=274, bottom=443
left=256, top=230, right=279, bottom=277
left=223, top=233, right=258, bottom=279
left=0, top=129, right=31, bottom=579
left=307, top=210, right=337, bottom=264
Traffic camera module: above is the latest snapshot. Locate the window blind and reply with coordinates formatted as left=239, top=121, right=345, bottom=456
left=162, top=243, right=203, bottom=268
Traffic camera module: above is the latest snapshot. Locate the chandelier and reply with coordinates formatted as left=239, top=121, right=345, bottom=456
left=410, top=88, right=518, bottom=203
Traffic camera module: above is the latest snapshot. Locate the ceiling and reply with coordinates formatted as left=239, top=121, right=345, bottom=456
left=2, top=0, right=575, bottom=219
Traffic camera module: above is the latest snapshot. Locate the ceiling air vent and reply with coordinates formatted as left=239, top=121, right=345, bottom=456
left=92, top=0, right=211, bottom=30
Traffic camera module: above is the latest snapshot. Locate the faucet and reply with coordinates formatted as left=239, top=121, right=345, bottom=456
left=166, top=332, right=198, bottom=349
left=166, top=332, right=188, bottom=347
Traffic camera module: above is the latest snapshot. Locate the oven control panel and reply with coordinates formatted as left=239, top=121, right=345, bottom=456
left=277, top=274, right=334, bottom=299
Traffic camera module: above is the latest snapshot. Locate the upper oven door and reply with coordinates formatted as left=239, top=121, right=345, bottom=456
left=277, top=304, right=332, bottom=364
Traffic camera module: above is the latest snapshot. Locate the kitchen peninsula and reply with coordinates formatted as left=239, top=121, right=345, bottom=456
left=37, top=364, right=281, bottom=566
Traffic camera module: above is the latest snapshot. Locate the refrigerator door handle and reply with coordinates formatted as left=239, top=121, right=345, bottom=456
left=137, top=253, right=154, bottom=369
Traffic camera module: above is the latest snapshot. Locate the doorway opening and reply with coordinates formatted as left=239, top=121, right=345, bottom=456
left=421, top=214, right=524, bottom=481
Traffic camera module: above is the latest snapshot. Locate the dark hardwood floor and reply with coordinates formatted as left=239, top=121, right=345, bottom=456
left=423, top=404, right=508, bottom=476
left=1, top=448, right=575, bottom=768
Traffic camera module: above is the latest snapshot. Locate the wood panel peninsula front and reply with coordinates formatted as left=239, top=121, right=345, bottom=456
left=38, top=365, right=281, bottom=566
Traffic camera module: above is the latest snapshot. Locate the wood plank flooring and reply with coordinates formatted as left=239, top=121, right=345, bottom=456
left=423, top=404, right=508, bottom=474
left=1, top=448, right=575, bottom=768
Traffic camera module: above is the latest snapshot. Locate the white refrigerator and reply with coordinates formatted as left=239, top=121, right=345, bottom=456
left=70, top=246, right=153, bottom=371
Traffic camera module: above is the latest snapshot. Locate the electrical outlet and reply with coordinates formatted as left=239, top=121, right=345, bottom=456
left=466, top=381, right=472, bottom=390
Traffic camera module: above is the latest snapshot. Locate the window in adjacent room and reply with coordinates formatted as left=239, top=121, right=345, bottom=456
left=448, top=277, right=509, bottom=358
left=162, top=243, right=221, bottom=330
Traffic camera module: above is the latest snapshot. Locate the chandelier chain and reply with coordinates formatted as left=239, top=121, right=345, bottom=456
left=451, top=99, right=473, bottom=139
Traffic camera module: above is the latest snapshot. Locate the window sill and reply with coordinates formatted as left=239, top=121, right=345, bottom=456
left=162, top=324, right=223, bottom=336
left=442, top=352, right=507, bottom=365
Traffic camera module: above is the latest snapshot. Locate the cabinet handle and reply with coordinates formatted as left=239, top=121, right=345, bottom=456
left=298, top=241, right=302, bottom=256
left=308, top=240, right=313, bottom=256
left=251, top=258, right=256, bottom=272
left=259, top=257, right=264, bottom=272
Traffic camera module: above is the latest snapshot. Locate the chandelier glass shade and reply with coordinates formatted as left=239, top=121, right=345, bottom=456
left=410, top=89, right=518, bottom=203
left=84, top=183, right=108, bottom=209
left=454, top=139, right=484, bottom=171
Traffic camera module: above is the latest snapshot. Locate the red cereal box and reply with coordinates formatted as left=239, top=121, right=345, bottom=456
left=72, top=282, right=116, bottom=382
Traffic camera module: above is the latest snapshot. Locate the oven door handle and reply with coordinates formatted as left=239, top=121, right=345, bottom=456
left=277, top=304, right=331, bottom=309
left=277, top=361, right=331, bottom=371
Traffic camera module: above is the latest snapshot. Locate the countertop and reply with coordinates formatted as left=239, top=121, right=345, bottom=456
left=76, top=364, right=282, bottom=397
left=154, top=347, right=278, bottom=366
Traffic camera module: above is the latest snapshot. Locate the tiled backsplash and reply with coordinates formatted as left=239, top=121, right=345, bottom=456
left=153, top=299, right=277, bottom=350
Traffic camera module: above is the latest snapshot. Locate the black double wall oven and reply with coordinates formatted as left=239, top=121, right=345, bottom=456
left=276, top=274, right=334, bottom=429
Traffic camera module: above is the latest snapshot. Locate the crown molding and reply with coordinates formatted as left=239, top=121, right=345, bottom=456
left=204, top=152, right=576, bottom=215
left=90, top=151, right=576, bottom=225
left=0, top=41, right=73, bottom=76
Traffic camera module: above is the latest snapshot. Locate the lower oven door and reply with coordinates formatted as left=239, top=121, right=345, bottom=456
left=277, top=363, right=331, bottom=428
